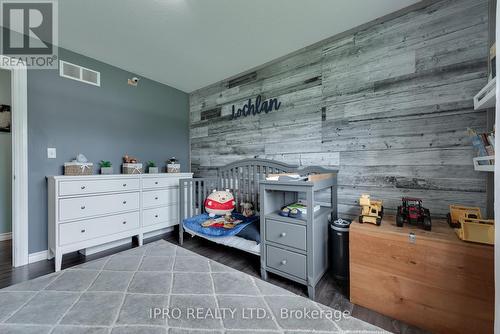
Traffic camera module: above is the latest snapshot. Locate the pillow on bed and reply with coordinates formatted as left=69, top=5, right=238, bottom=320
left=236, top=220, right=260, bottom=244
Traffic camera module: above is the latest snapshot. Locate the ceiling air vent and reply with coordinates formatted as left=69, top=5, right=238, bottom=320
left=59, top=60, right=101, bottom=87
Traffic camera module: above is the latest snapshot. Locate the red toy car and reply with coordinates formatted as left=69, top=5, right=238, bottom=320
left=396, top=197, right=431, bottom=231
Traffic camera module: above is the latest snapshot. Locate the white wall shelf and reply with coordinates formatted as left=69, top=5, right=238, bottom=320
left=473, top=155, right=495, bottom=172
left=474, top=79, right=496, bottom=110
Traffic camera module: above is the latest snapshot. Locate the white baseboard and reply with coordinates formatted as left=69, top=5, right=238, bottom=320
left=0, top=232, right=12, bottom=241
left=28, top=250, right=48, bottom=264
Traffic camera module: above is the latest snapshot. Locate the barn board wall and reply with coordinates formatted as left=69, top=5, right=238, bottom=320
left=189, top=0, right=489, bottom=219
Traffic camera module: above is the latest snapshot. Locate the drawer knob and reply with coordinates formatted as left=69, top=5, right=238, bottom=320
left=155, top=214, right=159, bottom=218
left=123, top=201, right=127, bottom=204
left=155, top=181, right=159, bottom=185
left=81, top=186, right=86, bottom=190
left=280, top=260, right=287, bottom=265
left=123, top=221, right=127, bottom=225
left=81, top=229, right=86, bottom=233
left=81, top=206, right=86, bottom=210
left=155, top=197, right=159, bottom=200
left=280, top=232, right=287, bottom=237
left=123, top=184, right=127, bottom=187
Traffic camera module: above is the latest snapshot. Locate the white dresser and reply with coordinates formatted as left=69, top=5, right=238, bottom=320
left=48, top=173, right=192, bottom=271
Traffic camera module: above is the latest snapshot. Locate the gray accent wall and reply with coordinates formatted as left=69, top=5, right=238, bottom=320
left=0, top=69, right=12, bottom=235
left=189, top=0, right=489, bottom=219
left=28, top=48, right=189, bottom=253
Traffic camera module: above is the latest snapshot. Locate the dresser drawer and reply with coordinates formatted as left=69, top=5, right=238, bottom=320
left=142, top=177, right=178, bottom=189
left=59, top=192, right=140, bottom=221
left=142, top=206, right=178, bottom=227
left=266, top=245, right=306, bottom=280
left=142, top=188, right=178, bottom=208
left=59, top=211, right=140, bottom=246
left=266, top=219, right=306, bottom=251
left=59, top=178, right=140, bottom=196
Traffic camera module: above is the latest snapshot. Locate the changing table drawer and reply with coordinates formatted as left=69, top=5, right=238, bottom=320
left=142, top=188, right=178, bottom=208
left=59, top=192, right=140, bottom=221
left=59, top=211, right=140, bottom=246
left=265, top=219, right=306, bottom=251
left=142, top=206, right=178, bottom=227
left=266, top=245, right=306, bottom=280
left=59, top=178, right=140, bottom=196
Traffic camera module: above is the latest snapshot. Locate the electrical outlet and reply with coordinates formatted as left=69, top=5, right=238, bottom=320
left=47, top=148, right=56, bottom=159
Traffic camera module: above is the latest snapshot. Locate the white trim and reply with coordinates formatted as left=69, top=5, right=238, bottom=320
left=0, top=56, right=29, bottom=268
left=28, top=250, right=48, bottom=264
left=0, top=232, right=12, bottom=241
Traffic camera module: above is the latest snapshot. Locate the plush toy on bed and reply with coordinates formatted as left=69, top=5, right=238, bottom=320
left=240, top=202, right=254, bottom=217
left=204, top=189, right=236, bottom=217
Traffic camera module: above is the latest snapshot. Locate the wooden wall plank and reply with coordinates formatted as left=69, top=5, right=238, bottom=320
left=189, top=0, right=489, bottom=219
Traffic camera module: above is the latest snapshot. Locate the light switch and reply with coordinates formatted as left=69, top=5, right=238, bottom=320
left=47, top=148, right=56, bottom=159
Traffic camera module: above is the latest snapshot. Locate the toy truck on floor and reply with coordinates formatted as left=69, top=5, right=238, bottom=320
left=396, top=197, right=431, bottom=231
left=447, top=205, right=482, bottom=228
left=359, top=194, right=384, bottom=226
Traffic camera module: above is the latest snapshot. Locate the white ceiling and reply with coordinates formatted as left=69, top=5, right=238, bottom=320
left=59, top=0, right=420, bottom=93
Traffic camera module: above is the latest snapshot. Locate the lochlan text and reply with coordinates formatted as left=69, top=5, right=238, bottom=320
left=231, top=95, right=281, bottom=119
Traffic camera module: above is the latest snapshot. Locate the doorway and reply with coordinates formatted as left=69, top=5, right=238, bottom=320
left=0, top=56, right=28, bottom=268
left=0, top=69, right=12, bottom=267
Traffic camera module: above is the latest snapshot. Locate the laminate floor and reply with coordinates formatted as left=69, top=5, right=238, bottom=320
left=0, top=233, right=428, bottom=334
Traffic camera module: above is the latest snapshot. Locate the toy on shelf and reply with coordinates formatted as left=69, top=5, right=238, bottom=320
left=396, top=197, right=431, bottom=231
left=447, top=205, right=482, bottom=228
left=358, top=194, right=384, bottom=226
left=455, top=217, right=494, bottom=245
left=204, top=189, right=235, bottom=217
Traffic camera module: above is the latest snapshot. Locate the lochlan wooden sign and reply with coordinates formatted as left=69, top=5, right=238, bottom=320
left=231, top=95, right=281, bottom=119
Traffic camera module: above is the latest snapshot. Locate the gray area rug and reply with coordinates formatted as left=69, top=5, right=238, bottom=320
left=0, top=240, right=386, bottom=333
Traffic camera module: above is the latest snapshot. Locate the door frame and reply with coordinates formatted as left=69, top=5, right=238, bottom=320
left=0, top=55, right=28, bottom=267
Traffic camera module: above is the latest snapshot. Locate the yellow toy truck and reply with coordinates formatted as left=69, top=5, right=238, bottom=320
left=447, top=205, right=482, bottom=228
left=447, top=205, right=494, bottom=245
left=359, top=194, right=384, bottom=226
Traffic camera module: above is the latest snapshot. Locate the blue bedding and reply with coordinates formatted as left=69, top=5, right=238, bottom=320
left=183, top=213, right=259, bottom=238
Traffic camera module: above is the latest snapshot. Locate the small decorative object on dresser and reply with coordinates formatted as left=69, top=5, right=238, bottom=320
left=122, top=155, right=143, bottom=174
left=147, top=161, right=159, bottom=174
left=99, top=160, right=113, bottom=175
left=64, top=154, right=93, bottom=176
left=167, top=157, right=180, bottom=173
left=48, top=172, right=193, bottom=271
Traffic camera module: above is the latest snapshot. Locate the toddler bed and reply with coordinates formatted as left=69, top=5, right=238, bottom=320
left=178, top=158, right=337, bottom=255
